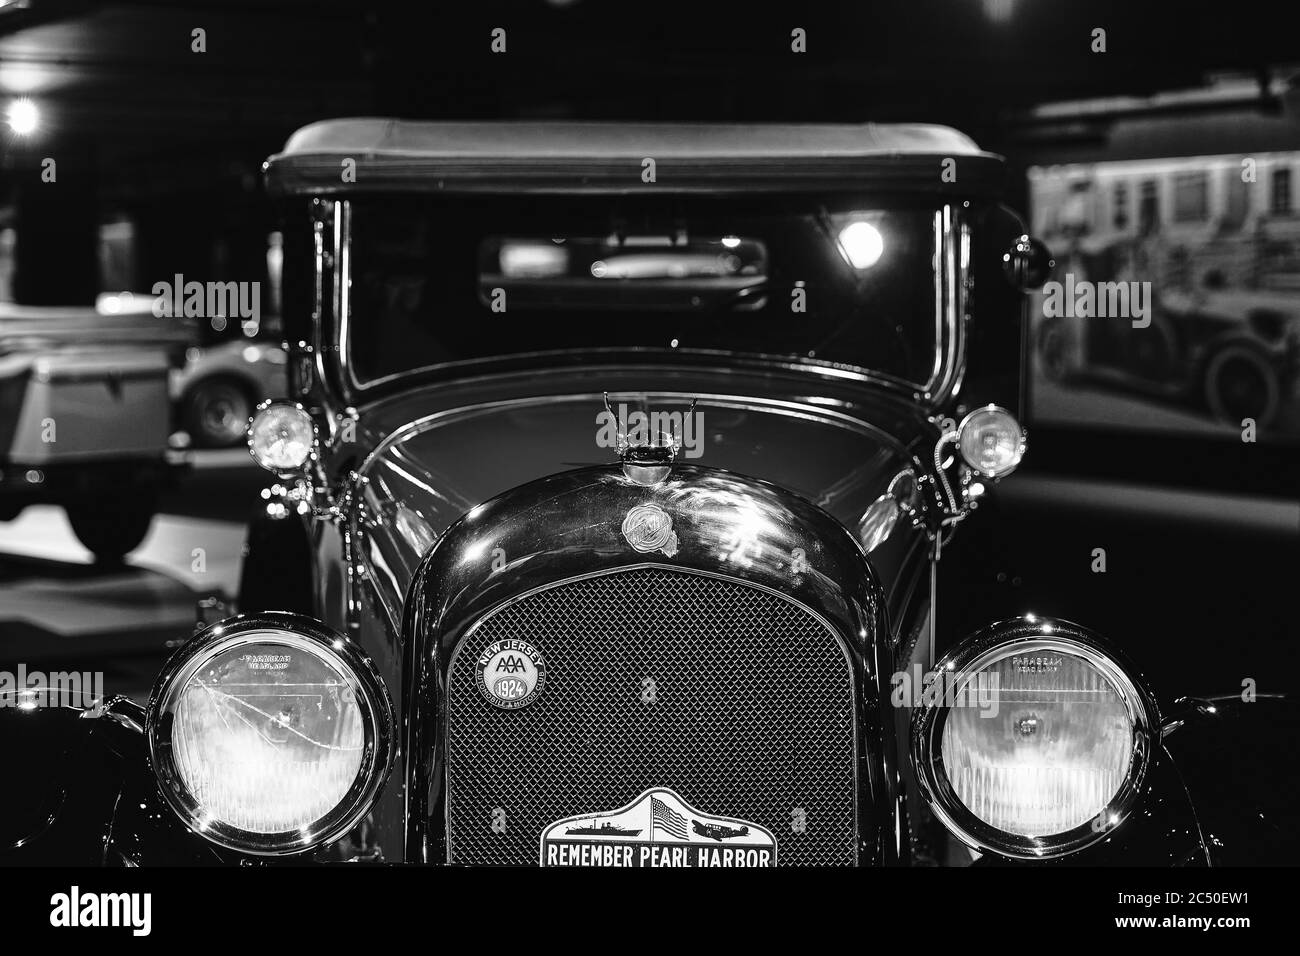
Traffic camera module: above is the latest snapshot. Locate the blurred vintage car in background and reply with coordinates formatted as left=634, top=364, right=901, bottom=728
left=0, top=302, right=190, bottom=562
left=1036, top=281, right=1300, bottom=427
left=172, top=339, right=287, bottom=448
left=1026, top=131, right=1300, bottom=440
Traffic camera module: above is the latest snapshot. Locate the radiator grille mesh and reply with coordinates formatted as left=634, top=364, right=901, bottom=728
left=444, top=566, right=857, bottom=865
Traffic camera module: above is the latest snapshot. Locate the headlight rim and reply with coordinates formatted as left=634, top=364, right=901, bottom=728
left=911, top=616, right=1159, bottom=860
left=146, top=611, right=395, bottom=857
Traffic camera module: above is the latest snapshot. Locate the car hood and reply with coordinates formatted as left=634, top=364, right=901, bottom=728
left=349, top=387, right=932, bottom=628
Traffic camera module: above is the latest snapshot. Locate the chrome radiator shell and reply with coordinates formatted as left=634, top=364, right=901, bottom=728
left=399, top=463, right=899, bottom=866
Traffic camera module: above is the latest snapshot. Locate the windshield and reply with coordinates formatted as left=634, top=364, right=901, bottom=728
left=344, top=194, right=949, bottom=388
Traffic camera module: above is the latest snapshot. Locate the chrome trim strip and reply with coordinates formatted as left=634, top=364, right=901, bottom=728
left=312, top=206, right=330, bottom=397
left=947, top=214, right=973, bottom=404
left=932, top=204, right=967, bottom=405
left=927, top=208, right=945, bottom=394
left=334, top=199, right=351, bottom=399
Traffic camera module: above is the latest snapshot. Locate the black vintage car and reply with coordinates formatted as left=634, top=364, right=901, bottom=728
left=3, top=121, right=1293, bottom=867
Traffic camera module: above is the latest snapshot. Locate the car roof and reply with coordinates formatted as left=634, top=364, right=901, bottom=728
left=264, top=118, right=1005, bottom=197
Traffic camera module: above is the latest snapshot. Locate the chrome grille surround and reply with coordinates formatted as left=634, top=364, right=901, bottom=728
left=444, top=564, right=858, bottom=866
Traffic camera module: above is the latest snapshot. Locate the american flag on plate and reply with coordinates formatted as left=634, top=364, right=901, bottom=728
left=650, top=796, right=690, bottom=840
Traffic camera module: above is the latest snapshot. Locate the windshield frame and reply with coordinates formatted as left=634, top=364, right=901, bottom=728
left=319, top=197, right=970, bottom=408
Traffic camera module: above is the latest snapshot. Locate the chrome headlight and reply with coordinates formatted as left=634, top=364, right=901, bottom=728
left=247, top=399, right=317, bottom=475
left=147, top=613, right=393, bottom=855
left=955, top=405, right=1026, bottom=479
left=911, top=617, right=1158, bottom=859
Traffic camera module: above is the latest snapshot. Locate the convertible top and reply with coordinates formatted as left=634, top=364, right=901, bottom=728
left=264, top=119, right=1005, bottom=197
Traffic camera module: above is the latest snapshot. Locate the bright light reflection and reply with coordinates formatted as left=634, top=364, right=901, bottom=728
left=7, top=97, right=38, bottom=135
left=837, top=221, right=884, bottom=269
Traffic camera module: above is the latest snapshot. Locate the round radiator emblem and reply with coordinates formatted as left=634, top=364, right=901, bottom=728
left=622, top=504, right=678, bottom=556
left=476, top=639, right=546, bottom=710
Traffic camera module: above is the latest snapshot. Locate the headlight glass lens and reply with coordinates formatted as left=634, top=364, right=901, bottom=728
left=248, top=403, right=314, bottom=472
left=160, top=631, right=368, bottom=837
left=940, top=646, right=1135, bottom=837
left=956, top=406, right=1024, bottom=478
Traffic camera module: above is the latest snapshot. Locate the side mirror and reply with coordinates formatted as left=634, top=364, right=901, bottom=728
left=1002, top=234, right=1055, bottom=291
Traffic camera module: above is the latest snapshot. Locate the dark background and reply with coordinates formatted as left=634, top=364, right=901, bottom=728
left=5, top=0, right=1300, bottom=296
left=0, top=0, right=1296, bottom=704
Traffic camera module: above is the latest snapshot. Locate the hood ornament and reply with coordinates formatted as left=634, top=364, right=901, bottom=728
left=605, top=392, right=698, bottom=486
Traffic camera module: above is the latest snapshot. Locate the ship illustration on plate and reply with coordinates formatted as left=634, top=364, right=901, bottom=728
left=565, top=820, right=643, bottom=837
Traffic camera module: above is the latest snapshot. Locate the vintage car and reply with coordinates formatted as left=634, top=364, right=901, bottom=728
left=2, top=121, right=1294, bottom=867
left=0, top=303, right=190, bottom=562
left=1036, top=268, right=1300, bottom=429
left=173, top=338, right=289, bottom=447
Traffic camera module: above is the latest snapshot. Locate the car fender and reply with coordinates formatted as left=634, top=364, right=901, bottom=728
left=0, top=695, right=222, bottom=865
left=1161, top=695, right=1300, bottom=865
left=967, top=696, right=1297, bottom=867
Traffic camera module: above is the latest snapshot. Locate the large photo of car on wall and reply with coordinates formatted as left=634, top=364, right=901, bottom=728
left=1027, top=152, right=1300, bottom=441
